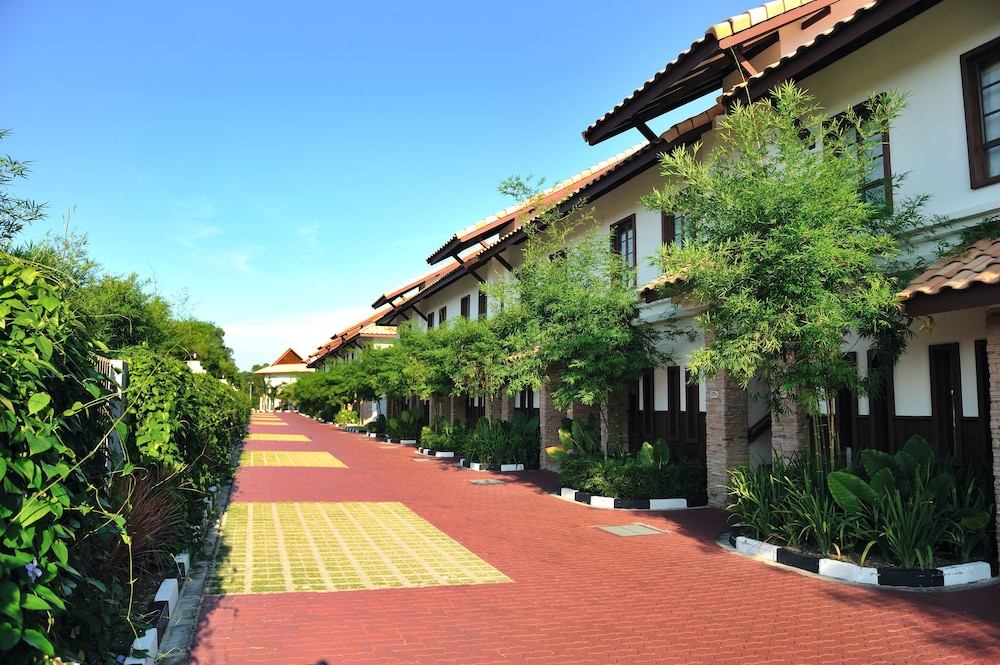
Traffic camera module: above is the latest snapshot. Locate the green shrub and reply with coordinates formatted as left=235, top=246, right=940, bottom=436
left=462, top=413, right=540, bottom=465
left=420, top=418, right=467, bottom=452
left=0, top=258, right=115, bottom=662
left=334, top=408, right=359, bottom=425
left=728, top=436, right=996, bottom=568
left=558, top=441, right=706, bottom=501
left=387, top=407, right=424, bottom=440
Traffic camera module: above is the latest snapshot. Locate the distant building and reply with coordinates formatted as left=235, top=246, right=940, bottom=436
left=253, top=348, right=313, bottom=411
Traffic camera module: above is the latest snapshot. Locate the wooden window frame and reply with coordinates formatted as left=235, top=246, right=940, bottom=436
left=426, top=311, right=435, bottom=329
left=460, top=295, right=471, bottom=319
left=961, top=36, right=1000, bottom=189
left=438, top=306, right=447, bottom=324
left=611, top=215, right=637, bottom=268
left=478, top=291, right=488, bottom=320
left=829, top=100, right=892, bottom=207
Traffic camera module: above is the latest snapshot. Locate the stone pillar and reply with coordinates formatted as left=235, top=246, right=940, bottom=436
left=771, top=395, right=809, bottom=459
left=705, top=370, right=749, bottom=508
left=498, top=389, right=516, bottom=421
left=538, top=383, right=564, bottom=472
left=985, top=308, right=1000, bottom=558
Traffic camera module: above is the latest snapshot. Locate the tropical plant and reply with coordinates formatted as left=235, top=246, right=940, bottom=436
left=546, top=415, right=601, bottom=461
left=387, top=407, right=424, bottom=441
left=728, top=436, right=994, bottom=569
left=420, top=418, right=467, bottom=453
left=462, top=414, right=540, bottom=465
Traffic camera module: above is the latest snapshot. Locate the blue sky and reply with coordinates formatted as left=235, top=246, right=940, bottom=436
left=2, top=0, right=753, bottom=370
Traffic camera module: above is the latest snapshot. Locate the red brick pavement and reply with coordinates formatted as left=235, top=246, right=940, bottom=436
left=189, top=412, right=1000, bottom=664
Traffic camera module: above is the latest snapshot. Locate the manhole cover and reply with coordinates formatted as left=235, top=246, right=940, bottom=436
left=469, top=479, right=507, bottom=485
left=597, top=524, right=664, bottom=537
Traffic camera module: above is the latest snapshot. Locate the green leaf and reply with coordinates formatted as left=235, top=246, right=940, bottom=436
left=21, top=592, right=52, bottom=611
left=0, top=581, right=22, bottom=623
left=0, top=622, right=21, bottom=650
left=827, top=470, right=876, bottom=514
left=50, top=540, right=68, bottom=566
left=31, top=584, right=64, bottom=611
left=954, top=508, right=990, bottom=531
left=26, top=392, right=50, bottom=416
left=22, top=627, right=54, bottom=655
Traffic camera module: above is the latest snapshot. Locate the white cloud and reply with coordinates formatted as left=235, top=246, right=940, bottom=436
left=222, top=305, right=377, bottom=371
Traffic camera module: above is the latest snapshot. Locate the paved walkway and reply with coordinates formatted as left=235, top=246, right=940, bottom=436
left=188, top=412, right=1000, bottom=664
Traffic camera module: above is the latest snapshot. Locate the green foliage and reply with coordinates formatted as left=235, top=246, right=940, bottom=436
left=123, top=347, right=248, bottom=546
left=642, top=84, right=924, bottom=455
left=728, top=436, right=996, bottom=569
left=0, top=130, right=45, bottom=247
left=165, top=318, right=239, bottom=383
left=486, top=176, right=666, bottom=413
left=420, top=418, right=467, bottom=453
left=334, top=408, right=359, bottom=425
left=547, top=415, right=601, bottom=461
left=462, top=413, right=540, bottom=465
left=0, top=256, right=112, bottom=662
left=386, top=407, right=424, bottom=441
left=558, top=440, right=706, bottom=501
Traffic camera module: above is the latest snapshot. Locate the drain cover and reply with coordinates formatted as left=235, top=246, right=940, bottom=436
left=469, top=479, right=507, bottom=485
left=597, top=524, right=664, bottom=537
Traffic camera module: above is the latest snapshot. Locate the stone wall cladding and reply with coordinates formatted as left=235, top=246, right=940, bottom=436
left=705, top=371, right=749, bottom=508
left=986, top=308, right=1000, bottom=558
left=771, top=396, right=809, bottom=459
left=539, top=383, right=563, bottom=472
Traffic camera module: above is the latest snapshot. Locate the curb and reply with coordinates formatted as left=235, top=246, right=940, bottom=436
left=153, top=448, right=241, bottom=664
left=557, top=487, right=696, bottom=510
left=416, top=447, right=456, bottom=458
left=726, top=531, right=1000, bottom=588
left=458, top=458, right=540, bottom=472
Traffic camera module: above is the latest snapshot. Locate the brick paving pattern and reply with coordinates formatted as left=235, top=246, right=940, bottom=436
left=189, top=412, right=1000, bottom=664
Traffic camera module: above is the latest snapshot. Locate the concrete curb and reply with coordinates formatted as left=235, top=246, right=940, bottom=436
left=557, top=487, right=693, bottom=511
left=725, top=530, right=999, bottom=588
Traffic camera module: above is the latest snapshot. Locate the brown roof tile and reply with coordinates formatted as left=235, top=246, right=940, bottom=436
left=899, top=238, right=1000, bottom=301
left=585, top=0, right=836, bottom=144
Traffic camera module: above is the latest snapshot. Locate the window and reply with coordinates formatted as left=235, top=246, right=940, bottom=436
left=831, top=101, right=891, bottom=206
left=661, top=212, right=687, bottom=247
left=611, top=215, right=637, bottom=268
left=962, top=37, right=1000, bottom=189
left=478, top=291, right=488, bottom=320
left=426, top=311, right=435, bottom=329
left=460, top=295, right=471, bottom=319
left=438, top=306, right=447, bottom=324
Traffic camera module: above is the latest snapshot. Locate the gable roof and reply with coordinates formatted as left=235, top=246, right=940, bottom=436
left=426, top=144, right=646, bottom=265
left=583, top=0, right=940, bottom=146
left=718, top=0, right=944, bottom=109
left=899, top=238, right=1000, bottom=316
left=380, top=111, right=723, bottom=325
left=305, top=308, right=397, bottom=367
left=583, top=0, right=842, bottom=146
left=271, top=348, right=304, bottom=366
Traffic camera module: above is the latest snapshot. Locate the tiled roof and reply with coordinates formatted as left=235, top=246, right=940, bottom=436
left=426, top=144, right=646, bottom=265
left=305, top=308, right=397, bottom=366
left=638, top=270, right=690, bottom=304
left=371, top=260, right=461, bottom=308
left=899, top=238, right=1000, bottom=301
left=718, top=0, right=888, bottom=105
left=583, top=0, right=849, bottom=145
left=710, top=0, right=821, bottom=40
